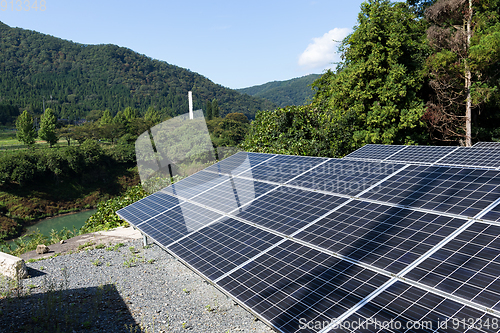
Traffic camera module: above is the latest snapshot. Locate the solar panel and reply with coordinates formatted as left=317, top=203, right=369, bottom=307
left=204, top=151, right=276, bottom=176
left=331, top=281, right=499, bottom=333
left=161, top=170, right=229, bottom=199
left=237, top=154, right=327, bottom=184
left=405, top=222, right=500, bottom=311
left=360, top=164, right=500, bottom=218
left=116, top=192, right=182, bottom=225
left=344, top=144, right=406, bottom=161
left=118, top=145, right=500, bottom=333
left=387, top=145, right=457, bottom=164
left=482, top=203, right=500, bottom=222
left=168, top=218, right=284, bottom=280
left=132, top=202, right=222, bottom=246
left=232, top=187, right=348, bottom=235
left=189, top=178, right=277, bottom=214
left=287, top=159, right=406, bottom=196
left=294, top=200, right=468, bottom=274
left=217, top=240, right=391, bottom=333
left=473, top=142, right=500, bottom=148
left=437, top=147, right=500, bottom=168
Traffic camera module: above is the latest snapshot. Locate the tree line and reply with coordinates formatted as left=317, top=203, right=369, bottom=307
left=242, top=0, right=500, bottom=157
left=0, top=21, right=276, bottom=123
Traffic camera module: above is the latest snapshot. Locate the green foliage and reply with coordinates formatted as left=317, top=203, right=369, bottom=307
left=15, top=110, right=36, bottom=146
left=237, top=74, right=321, bottom=107
left=211, top=99, right=219, bottom=118
left=207, top=113, right=250, bottom=147
left=100, top=109, right=113, bottom=125
left=144, top=106, right=162, bottom=124
left=240, top=105, right=336, bottom=157
left=0, top=22, right=275, bottom=121
left=312, top=0, right=429, bottom=151
left=0, top=140, right=135, bottom=186
left=205, top=100, right=213, bottom=120
left=38, top=108, right=58, bottom=147
left=80, top=185, right=148, bottom=233
left=0, top=103, right=20, bottom=125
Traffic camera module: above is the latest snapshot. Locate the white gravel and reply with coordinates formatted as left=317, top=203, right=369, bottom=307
left=3, top=239, right=273, bottom=333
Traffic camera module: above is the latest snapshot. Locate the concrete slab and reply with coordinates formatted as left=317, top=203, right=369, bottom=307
left=20, top=226, right=144, bottom=261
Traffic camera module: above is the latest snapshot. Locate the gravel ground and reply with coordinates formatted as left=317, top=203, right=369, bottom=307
left=1, top=239, right=272, bottom=333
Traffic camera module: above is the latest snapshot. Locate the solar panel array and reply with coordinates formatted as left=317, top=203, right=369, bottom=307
left=118, top=147, right=500, bottom=333
left=345, top=143, right=500, bottom=169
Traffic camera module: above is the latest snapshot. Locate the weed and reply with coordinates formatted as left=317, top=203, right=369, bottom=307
left=146, top=258, right=155, bottom=264
left=77, top=241, right=95, bottom=251
left=94, top=243, right=105, bottom=249
left=39, top=266, right=44, bottom=270
left=183, top=288, right=190, bottom=294
left=91, top=259, right=101, bottom=267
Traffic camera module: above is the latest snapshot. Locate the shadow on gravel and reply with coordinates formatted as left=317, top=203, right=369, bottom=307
left=0, top=283, right=139, bottom=332
left=26, top=267, right=46, bottom=278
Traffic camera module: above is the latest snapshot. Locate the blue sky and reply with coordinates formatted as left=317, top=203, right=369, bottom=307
left=2, top=0, right=373, bottom=89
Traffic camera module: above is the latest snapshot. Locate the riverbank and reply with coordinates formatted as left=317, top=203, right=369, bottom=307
left=0, top=163, right=140, bottom=241
left=1, top=237, right=272, bottom=332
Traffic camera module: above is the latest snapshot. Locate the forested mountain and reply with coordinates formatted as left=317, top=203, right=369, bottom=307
left=236, top=74, right=321, bottom=107
left=0, top=21, right=276, bottom=124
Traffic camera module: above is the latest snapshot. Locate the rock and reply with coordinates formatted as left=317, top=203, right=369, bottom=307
left=0, top=252, right=28, bottom=279
left=59, top=240, right=65, bottom=244
left=36, top=244, right=49, bottom=254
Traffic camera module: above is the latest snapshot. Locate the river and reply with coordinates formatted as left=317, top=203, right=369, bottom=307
left=24, top=209, right=97, bottom=236
left=6, top=209, right=97, bottom=248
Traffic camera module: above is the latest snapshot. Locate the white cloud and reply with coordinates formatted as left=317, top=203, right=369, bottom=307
left=298, top=28, right=351, bottom=70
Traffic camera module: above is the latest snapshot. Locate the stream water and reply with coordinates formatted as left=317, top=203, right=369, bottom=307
left=24, top=209, right=97, bottom=236
left=6, top=209, right=97, bottom=248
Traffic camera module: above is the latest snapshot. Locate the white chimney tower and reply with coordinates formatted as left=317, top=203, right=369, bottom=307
left=188, top=91, right=193, bottom=119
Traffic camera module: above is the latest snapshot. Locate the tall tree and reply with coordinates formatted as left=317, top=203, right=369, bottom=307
left=424, top=0, right=500, bottom=145
left=144, top=106, right=162, bottom=124
left=100, top=109, right=113, bottom=126
left=123, top=107, right=138, bottom=122
left=313, top=0, right=429, bottom=153
left=205, top=100, right=213, bottom=120
left=15, top=110, right=37, bottom=146
left=211, top=99, right=219, bottom=118
left=39, top=108, right=58, bottom=147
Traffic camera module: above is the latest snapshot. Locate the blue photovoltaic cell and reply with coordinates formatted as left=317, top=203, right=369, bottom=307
left=330, top=281, right=499, bottom=333
left=405, top=222, right=500, bottom=311
left=482, top=202, right=500, bottom=222
left=237, top=154, right=327, bottom=184
left=473, top=142, right=500, bottom=148
left=190, top=178, right=277, bottom=214
left=344, top=144, right=406, bottom=161
left=161, top=170, right=229, bottom=199
left=204, top=151, right=276, bottom=175
left=294, top=200, right=467, bottom=274
left=135, top=202, right=222, bottom=247
left=360, top=164, right=500, bottom=218
left=116, top=192, right=182, bottom=226
left=287, top=159, right=405, bottom=196
left=233, top=187, right=348, bottom=235
left=387, top=145, right=457, bottom=164
left=217, top=240, right=391, bottom=333
left=438, top=147, right=500, bottom=168
left=167, top=218, right=283, bottom=280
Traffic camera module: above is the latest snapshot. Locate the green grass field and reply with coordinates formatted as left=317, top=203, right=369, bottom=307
left=0, top=127, right=71, bottom=150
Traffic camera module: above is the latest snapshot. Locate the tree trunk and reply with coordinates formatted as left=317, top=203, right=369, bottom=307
left=465, top=0, right=472, bottom=147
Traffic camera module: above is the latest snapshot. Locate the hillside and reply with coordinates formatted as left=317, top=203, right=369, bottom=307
left=0, top=21, right=276, bottom=123
left=236, top=74, right=321, bottom=107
